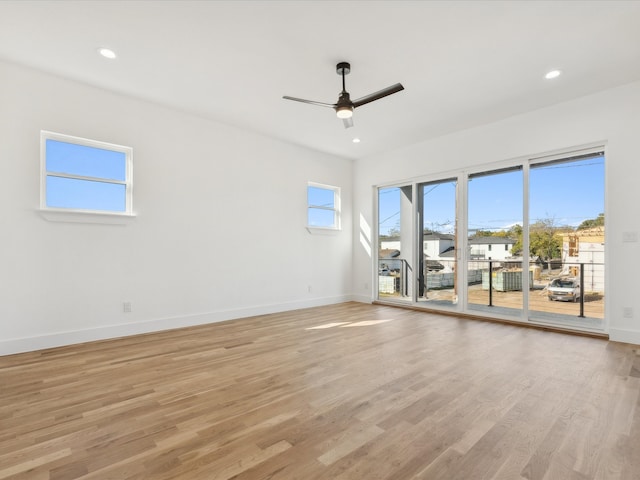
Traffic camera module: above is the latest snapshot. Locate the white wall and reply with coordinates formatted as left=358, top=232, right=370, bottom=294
left=0, top=60, right=353, bottom=355
left=352, top=81, right=640, bottom=345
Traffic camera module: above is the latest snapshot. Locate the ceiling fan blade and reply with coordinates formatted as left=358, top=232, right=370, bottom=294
left=282, top=96, right=336, bottom=108
left=352, top=83, right=404, bottom=108
left=342, top=117, right=354, bottom=129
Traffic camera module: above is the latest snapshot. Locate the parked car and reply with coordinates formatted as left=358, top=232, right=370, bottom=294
left=547, top=278, right=581, bottom=302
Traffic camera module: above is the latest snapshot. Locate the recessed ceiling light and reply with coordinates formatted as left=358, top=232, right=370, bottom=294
left=352, top=138, right=361, bottom=143
left=545, top=70, right=561, bottom=80
left=98, top=48, right=117, bottom=59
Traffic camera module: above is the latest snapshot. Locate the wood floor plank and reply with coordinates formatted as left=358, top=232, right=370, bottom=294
left=0, top=302, right=638, bottom=479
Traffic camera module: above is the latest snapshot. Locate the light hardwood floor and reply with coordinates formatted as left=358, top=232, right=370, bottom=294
left=1, top=303, right=639, bottom=480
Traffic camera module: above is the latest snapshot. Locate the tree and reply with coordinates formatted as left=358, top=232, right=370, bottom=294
left=578, top=213, right=604, bottom=230
left=507, top=224, right=524, bottom=255
left=529, top=218, right=562, bottom=272
left=385, top=227, right=400, bottom=238
left=473, top=230, right=495, bottom=237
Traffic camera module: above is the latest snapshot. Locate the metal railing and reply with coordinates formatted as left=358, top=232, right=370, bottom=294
left=379, top=257, right=605, bottom=319
left=473, top=259, right=605, bottom=318
left=378, top=258, right=411, bottom=296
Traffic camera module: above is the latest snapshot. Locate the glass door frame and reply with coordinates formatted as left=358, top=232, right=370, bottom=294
left=373, top=143, right=607, bottom=335
left=526, top=147, right=607, bottom=331
left=375, top=182, right=416, bottom=304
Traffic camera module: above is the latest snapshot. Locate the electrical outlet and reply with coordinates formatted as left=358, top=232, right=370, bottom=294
left=364, top=282, right=369, bottom=290
left=308, top=285, right=312, bottom=293
left=623, top=307, right=633, bottom=318
left=123, top=301, right=132, bottom=313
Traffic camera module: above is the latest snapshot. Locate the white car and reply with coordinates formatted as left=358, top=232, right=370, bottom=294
left=547, top=278, right=581, bottom=302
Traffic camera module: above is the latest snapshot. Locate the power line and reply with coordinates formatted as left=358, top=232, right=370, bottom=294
left=379, top=211, right=400, bottom=225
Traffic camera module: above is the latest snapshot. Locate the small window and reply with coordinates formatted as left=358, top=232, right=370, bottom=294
left=488, top=244, right=492, bottom=251
left=41, top=131, right=133, bottom=215
left=505, top=244, right=509, bottom=251
left=307, top=182, right=340, bottom=230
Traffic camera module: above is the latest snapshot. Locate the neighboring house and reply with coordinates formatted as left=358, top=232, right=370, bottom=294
left=423, top=233, right=455, bottom=260
left=380, top=232, right=455, bottom=261
left=561, top=227, right=605, bottom=291
left=379, top=248, right=444, bottom=273
left=379, top=248, right=403, bottom=273
left=468, top=237, right=516, bottom=261
left=380, top=236, right=401, bottom=252
left=381, top=233, right=515, bottom=263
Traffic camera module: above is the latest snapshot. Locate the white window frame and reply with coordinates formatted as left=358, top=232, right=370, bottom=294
left=40, top=131, right=134, bottom=223
left=307, top=182, right=341, bottom=232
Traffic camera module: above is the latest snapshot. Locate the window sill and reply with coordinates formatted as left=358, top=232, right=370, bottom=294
left=38, top=209, right=136, bottom=225
left=306, top=226, right=340, bottom=235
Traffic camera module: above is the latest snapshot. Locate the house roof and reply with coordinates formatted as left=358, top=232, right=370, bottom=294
left=379, top=249, right=401, bottom=259
left=440, top=248, right=456, bottom=258
left=424, top=233, right=455, bottom=241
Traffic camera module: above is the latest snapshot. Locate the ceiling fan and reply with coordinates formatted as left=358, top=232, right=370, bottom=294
left=283, top=62, right=404, bottom=129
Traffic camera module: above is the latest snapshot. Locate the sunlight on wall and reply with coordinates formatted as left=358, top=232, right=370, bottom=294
left=360, top=213, right=372, bottom=258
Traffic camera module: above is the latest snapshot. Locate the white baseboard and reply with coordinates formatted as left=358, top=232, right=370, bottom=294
left=350, top=293, right=373, bottom=304
left=0, top=295, right=353, bottom=356
left=609, top=328, right=640, bottom=346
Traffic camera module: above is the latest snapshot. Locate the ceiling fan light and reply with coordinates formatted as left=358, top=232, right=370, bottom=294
left=336, top=106, right=353, bottom=119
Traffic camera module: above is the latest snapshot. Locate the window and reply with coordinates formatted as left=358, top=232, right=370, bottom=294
left=41, top=131, right=133, bottom=215
left=307, top=182, right=340, bottom=230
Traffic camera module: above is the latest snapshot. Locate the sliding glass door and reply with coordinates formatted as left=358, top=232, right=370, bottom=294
left=417, top=179, right=458, bottom=306
left=528, top=153, right=605, bottom=329
left=375, top=148, right=605, bottom=334
left=378, top=185, right=413, bottom=301
left=466, top=167, right=523, bottom=315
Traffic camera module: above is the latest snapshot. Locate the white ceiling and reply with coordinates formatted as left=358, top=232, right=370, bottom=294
left=2, top=0, right=640, bottom=160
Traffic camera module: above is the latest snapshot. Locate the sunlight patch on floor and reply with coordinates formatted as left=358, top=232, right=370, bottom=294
left=340, top=319, right=393, bottom=327
left=306, top=322, right=351, bottom=330
left=306, top=319, right=394, bottom=330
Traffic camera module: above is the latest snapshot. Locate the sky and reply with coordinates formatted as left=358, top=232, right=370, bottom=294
left=379, top=154, right=605, bottom=236
left=45, top=139, right=127, bottom=212
left=307, top=185, right=337, bottom=227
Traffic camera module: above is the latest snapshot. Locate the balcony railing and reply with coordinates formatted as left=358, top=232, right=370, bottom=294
left=378, top=258, right=605, bottom=320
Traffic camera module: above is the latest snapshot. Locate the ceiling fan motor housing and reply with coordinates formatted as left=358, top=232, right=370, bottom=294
left=336, top=62, right=351, bottom=76
left=335, top=91, right=353, bottom=118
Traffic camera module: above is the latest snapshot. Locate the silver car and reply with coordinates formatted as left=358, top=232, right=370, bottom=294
left=547, top=278, right=581, bottom=302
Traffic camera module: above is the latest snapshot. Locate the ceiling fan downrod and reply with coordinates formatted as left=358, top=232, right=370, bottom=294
left=336, top=61, right=351, bottom=93
left=335, top=62, right=353, bottom=118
